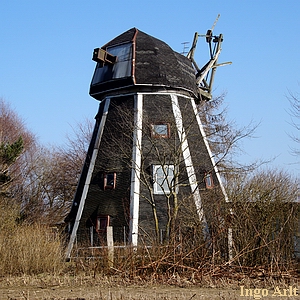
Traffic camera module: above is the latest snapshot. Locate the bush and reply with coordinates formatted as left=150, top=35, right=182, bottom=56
left=228, top=169, right=299, bottom=267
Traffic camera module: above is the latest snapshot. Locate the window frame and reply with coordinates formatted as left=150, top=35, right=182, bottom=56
left=204, top=173, right=214, bottom=189
left=96, top=215, right=110, bottom=232
left=103, top=172, right=117, bottom=190
left=91, top=42, right=132, bottom=85
left=150, top=122, right=171, bottom=139
left=152, top=164, right=175, bottom=195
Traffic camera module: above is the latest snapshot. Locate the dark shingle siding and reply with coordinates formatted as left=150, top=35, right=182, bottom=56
left=134, top=30, right=197, bottom=95
left=90, top=28, right=198, bottom=98
left=77, top=96, right=134, bottom=235
left=103, top=28, right=136, bottom=48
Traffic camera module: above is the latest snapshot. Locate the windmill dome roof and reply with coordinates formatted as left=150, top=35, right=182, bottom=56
left=90, top=28, right=198, bottom=99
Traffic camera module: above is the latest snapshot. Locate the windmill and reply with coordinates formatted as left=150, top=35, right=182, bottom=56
left=65, top=25, right=232, bottom=260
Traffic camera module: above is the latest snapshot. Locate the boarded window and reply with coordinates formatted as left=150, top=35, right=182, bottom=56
left=96, top=215, right=110, bottom=231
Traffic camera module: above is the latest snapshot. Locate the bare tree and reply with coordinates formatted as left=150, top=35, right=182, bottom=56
left=21, top=119, right=93, bottom=224
left=287, top=90, right=300, bottom=158
left=198, top=93, right=261, bottom=174
left=0, top=98, right=93, bottom=225
left=63, top=118, right=94, bottom=170
left=0, top=99, right=36, bottom=195
left=0, top=99, right=38, bottom=229
left=227, top=168, right=298, bottom=267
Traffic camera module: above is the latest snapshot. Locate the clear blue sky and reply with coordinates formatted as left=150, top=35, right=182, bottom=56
left=0, top=0, right=299, bottom=177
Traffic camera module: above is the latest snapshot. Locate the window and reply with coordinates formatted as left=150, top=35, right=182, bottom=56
left=204, top=173, right=214, bottom=189
left=91, top=42, right=132, bottom=85
left=96, top=215, right=110, bottom=232
left=151, top=123, right=170, bottom=138
left=153, top=165, right=175, bottom=194
left=104, top=173, right=116, bottom=190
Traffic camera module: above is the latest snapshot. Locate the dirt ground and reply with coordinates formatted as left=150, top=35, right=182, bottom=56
left=2, top=285, right=300, bottom=300
left=1, top=285, right=237, bottom=300
left=0, top=276, right=299, bottom=300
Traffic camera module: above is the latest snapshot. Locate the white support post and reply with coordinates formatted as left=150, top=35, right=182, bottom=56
left=107, top=226, right=114, bottom=268
left=191, top=99, right=233, bottom=261
left=90, top=227, right=93, bottom=247
left=65, top=98, right=111, bottom=261
left=129, top=93, right=143, bottom=247
left=171, top=94, right=209, bottom=239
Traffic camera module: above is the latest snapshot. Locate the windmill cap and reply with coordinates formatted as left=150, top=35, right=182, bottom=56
left=89, top=28, right=198, bottom=100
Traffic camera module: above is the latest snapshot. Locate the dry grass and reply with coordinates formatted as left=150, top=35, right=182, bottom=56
left=0, top=223, right=298, bottom=299
left=0, top=224, right=64, bottom=276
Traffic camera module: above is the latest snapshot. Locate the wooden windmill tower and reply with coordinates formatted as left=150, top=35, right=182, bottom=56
left=65, top=27, right=232, bottom=260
